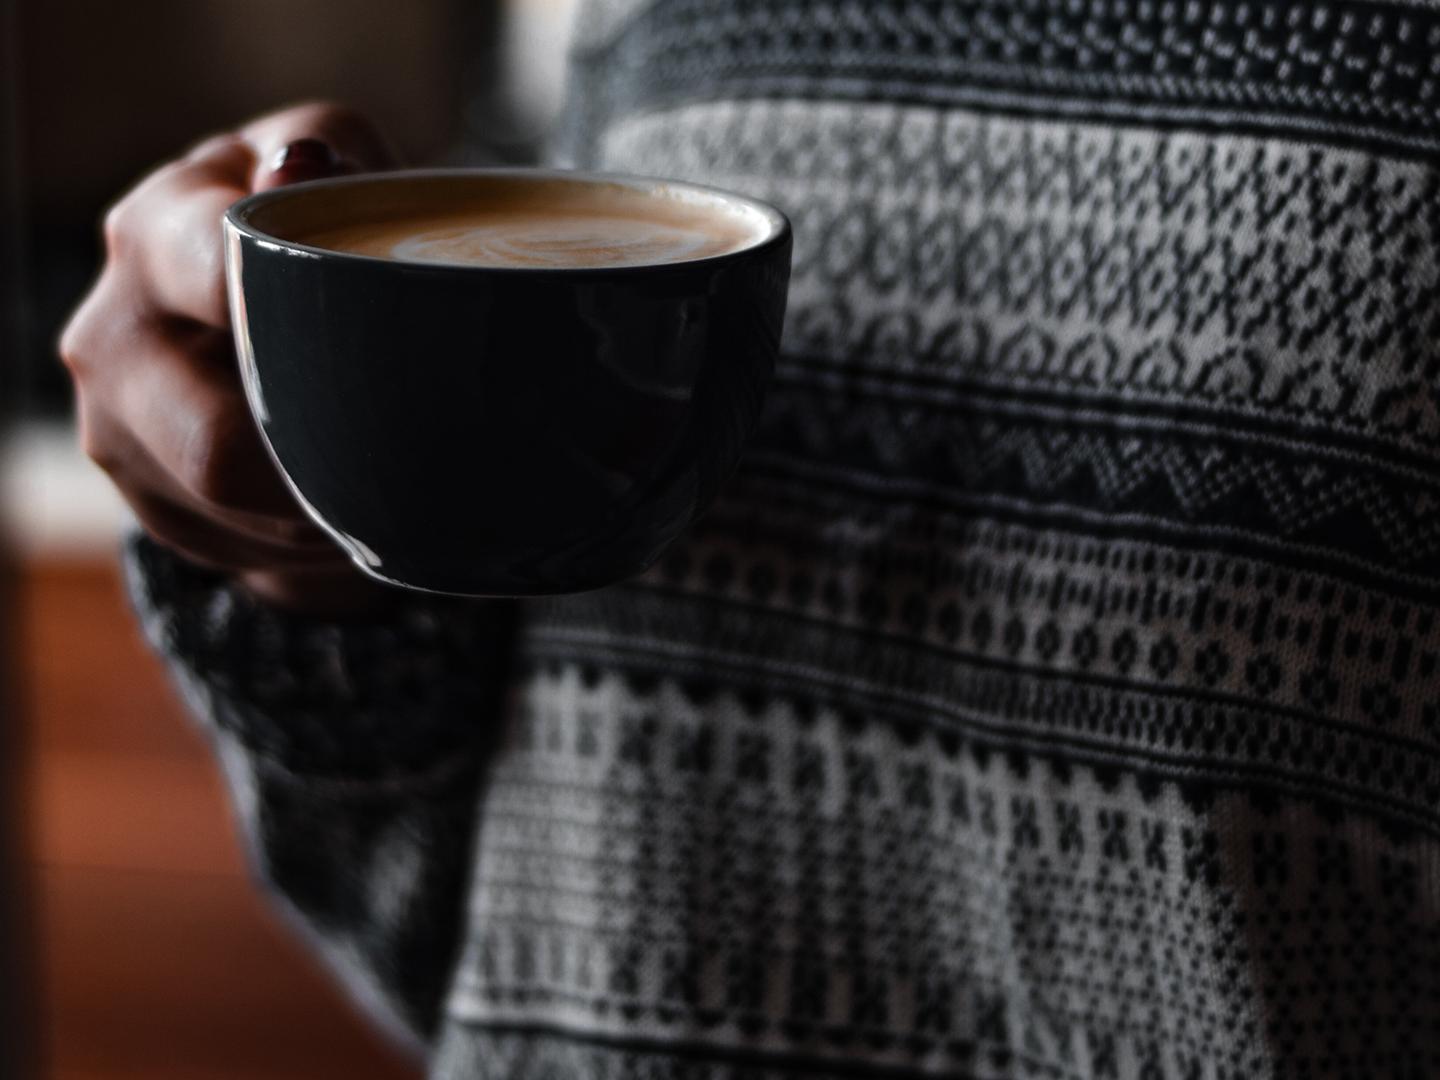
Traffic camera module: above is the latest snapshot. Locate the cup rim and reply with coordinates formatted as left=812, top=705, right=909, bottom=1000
left=224, top=166, right=792, bottom=275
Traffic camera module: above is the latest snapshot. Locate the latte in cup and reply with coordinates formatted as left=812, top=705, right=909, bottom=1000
left=289, top=176, right=768, bottom=270
left=225, top=168, right=791, bottom=595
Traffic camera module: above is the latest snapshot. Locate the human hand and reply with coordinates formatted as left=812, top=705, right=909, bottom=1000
left=61, top=103, right=400, bottom=614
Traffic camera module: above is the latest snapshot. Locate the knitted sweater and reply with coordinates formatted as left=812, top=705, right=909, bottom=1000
left=127, top=2, right=1440, bottom=1077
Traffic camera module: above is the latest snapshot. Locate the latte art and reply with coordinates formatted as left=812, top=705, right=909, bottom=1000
left=385, top=215, right=734, bottom=269
left=292, top=180, right=768, bottom=270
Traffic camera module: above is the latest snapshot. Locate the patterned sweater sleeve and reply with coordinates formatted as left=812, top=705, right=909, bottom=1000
left=121, top=532, right=515, bottom=1054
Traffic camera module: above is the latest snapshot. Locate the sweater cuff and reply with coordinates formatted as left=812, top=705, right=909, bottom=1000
left=122, top=532, right=515, bottom=784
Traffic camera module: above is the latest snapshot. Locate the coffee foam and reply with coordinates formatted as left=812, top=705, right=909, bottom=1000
left=291, top=180, right=766, bottom=270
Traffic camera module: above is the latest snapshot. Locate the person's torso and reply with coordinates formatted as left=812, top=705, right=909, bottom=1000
left=433, top=5, right=1440, bottom=1076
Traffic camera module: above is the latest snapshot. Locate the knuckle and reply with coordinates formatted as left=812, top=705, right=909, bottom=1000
left=101, top=198, right=135, bottom=255
left=184, top=131, right=243, bottom=163
left=75, top=403, right=122, bottom=476
left=101, top=160, right=186, bottom=257
left=303, top=99, right=369, bottom=130
left=81, top=433, right=123, bottom=477
left=57, top=287, right=112, bottom=378
left=57, top=317, right=91, bottom=376
left=57, top=275, right=135, bottom=379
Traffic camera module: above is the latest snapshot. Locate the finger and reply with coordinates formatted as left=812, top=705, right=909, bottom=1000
left=241, top=101, right=397, bottom=192
left=182, top=132, right=253, bottom=167
left=125, top=487, right=354, bottom=575
left=112, top=137, right=255, bottom=327
left=118, top=107, right=391, bottom=328
left=105, top=318, right=320, bottom=522
left=79, top=397, right=335, bottom=551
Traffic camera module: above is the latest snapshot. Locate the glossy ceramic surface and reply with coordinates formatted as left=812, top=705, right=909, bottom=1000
left=224, top=169, right=792, bottom=596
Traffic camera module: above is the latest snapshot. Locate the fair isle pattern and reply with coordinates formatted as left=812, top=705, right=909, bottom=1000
left=438, top=2, right=1440, bottom=1076
left=601, top=102, right=1440, bottom=464
left=127, top=3, right=1440, bottom=1080
left=449, top=671, right=1270, bottom=1078
left=439, top=666, right=1439, bottom=1079
left=567, top=0, right=1440, bottom=154
left=531, top=522, right=1440, bottom=835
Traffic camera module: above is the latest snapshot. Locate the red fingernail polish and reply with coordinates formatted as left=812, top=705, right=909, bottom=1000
left=271, top=138, right=341, bottom=177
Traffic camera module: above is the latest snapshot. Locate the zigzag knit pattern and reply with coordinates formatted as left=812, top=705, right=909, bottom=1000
left=450, top=3, right=1440, bottom=1076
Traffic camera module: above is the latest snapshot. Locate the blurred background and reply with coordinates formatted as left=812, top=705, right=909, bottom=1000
left=0, top=1, right=576, bottom=1075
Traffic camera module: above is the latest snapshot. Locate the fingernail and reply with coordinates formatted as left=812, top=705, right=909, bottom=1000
left=270, top=137, right=342, bottom=179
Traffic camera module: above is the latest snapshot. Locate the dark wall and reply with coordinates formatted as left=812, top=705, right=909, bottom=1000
left=2, top=0, right=32, bottom=1068
left=15, top=0, right=484, bottom=416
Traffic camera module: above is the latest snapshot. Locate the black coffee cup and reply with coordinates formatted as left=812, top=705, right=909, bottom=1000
left=223, top=169, right=791, bottom=596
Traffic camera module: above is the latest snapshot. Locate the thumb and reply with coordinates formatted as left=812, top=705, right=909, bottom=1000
left=241, top=102, right=398, bottom=193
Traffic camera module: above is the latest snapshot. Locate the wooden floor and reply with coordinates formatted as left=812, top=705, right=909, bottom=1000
left=13, top=559, right=421, bottom=1079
